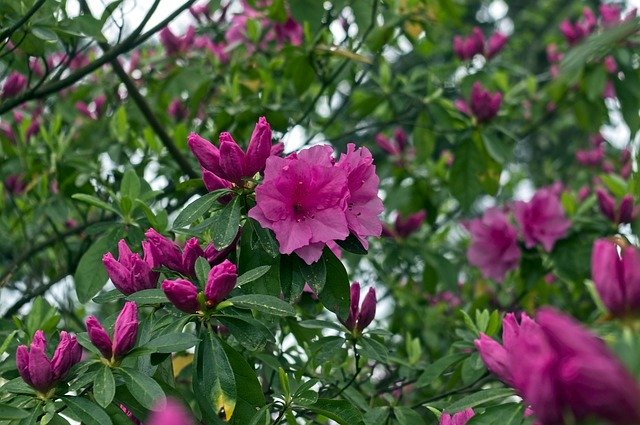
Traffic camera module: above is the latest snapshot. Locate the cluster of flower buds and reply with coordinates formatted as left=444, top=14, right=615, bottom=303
left=453, top=27, right=508, bottom=61
left=596, top=188, right=637, bottom=225
left=85, top=302, right=138, bottom=364
left=560, top=7, right=597, bottom=45
left=375, top=128, right=408, bottom=156
left=475, top=308, right=640, bottom=425
left=339, top=282, right=377, bottom=334
left=16, top=330, right=82, bottom=394
left=1, top=71, right=27, bottom=99
left=188, top=116, right=274, bottom=191
left=455, top=82, right=502, bottom=123
left=102, top=239, right=159, bottom=295
left=162, top=259, right=238, bottom=313
left=159, top=26, right=196, bottom=55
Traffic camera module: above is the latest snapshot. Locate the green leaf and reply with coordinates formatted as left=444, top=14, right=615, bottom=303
left=94, top=366, right=116, bottom=408
left=249, top=219, right=279, bottom=258
left=120, top=169, right=141, bottom=199
left=318, top=248, right=351, bottom=321
left=358, top=337, right=389, bottom=362
left=195, top=257, right=211, bottom=288
left=194, top=330, right=237, bottom=422
left=444, top=388, right=515, bottom=412
left=173, top=190, right=229, bottom=229
left=227, top=295, right=296, bottom=316
left=306, top=399, right=363, bottom=425
left=278, top=368, right=291, bottom=400
left=335, top=233, right=368, bottom=255
left=63, top=396, right=112, bottom=425
left=126, top=289, right=168, bottom=305
left=0, top=330, right=18, bottom=355
left=117, top=367, right=165, bottom=409
left=298, top=256, right=326, bottom=293
left=75, top=229, right=121, bottom=303
left=395, top=406, right=425, bottom=425
left=72, top=193, right=121, bottom=215
left=211, top=196, right=241, bottom=249
left=416, top=353, right=467, bottom=388
left=363, top=407, right=390, bottom=425
left=217, top=315, right=273, bottom=351
left=236, top=266, right=271, bottom=287
left=466, top=403, right=524, bottom=425
left=144, top=333, right=199, bottom=353
left=0, top=404, right=30, bottom=419
left=93, top=289, right=125, bottom=304
left=280, top=254, right=306, bottom=302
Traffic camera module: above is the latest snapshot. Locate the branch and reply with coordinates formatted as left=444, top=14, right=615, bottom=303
left=0, top=0, right=196, bottom=115
left=0, top=0, right=47, bottom=42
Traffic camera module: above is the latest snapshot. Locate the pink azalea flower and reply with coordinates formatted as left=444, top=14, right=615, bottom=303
left=248, top=145, right=350, bottom=264
left=466, top=208, right=521, bottom=282
left=335, top=143, right=384, bottom=249
left=513, top=187, right=570, bottom=252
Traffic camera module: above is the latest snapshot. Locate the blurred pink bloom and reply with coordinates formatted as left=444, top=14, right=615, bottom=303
left=440, top=408, right=474, bottom=425
left=452, top=27, right=485, bottom=60
left=485, top=32, right=508, bottom=59
left=147, top=399, right=194, bottom=425
left=466, top=208, right=521, bottom=282
left=591, top=239, right=640, bottom=316
left=456, top=82, right=502, bottom=123
left=167, top=98, right=188, bottom=121
left=513, top=187, right=570, bottom=252
left=160, top=26, right=195, bottom=55
left=2, top=72, right=27, bottom=99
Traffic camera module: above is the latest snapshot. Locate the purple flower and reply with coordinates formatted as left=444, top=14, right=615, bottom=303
left=440, top=408, right=475, bottom=425
left=204, top=259, right=237, bottom=307
left=85, top=302, right=138, bottom=361
left=145, top=229, right=204, bottom=277
left=375, top=128, right=408, bottom=156
left=16, top=330, right=82, bottom=393
left=466, top=208, right=521, bottom=282
left=162, top=278, right=200, bottom=313
left=2, top=72, right=27, bottom=99
left=485, top=31, right=508, bottom=59
left=591, top=239, right=640, bottom=316
left=167, top=98, right=188, bottom=121
left=475, top=309, right=640, bottom=425
left=340, top=282, right=376, bottom=333
left=560, top=8, right=596, bottom=45
left=513, top=187, right=570, bottom=252
left=596, top=188, right=638, bottom=225
left=452, top=27, right=484, bottom=60
left=248, top=145, right=350, bottom=264
left=394, top=210, right=426, bottom=238
left=147, top=398, right=194, bottom=425
left=159, top=26, right=195, bottom=55
left=335, top=143, right=384, bottom=249
left=102, top=239, right=159, bottom=295
left=188, top=116, right=273, bottom=185
left=4, top=174, right=26, bottom=195
left=456, top=82, right=502, bottom=123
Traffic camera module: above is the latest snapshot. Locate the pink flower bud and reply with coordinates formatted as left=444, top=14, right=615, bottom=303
left=219, top=132, right=247, bottom=183
left=596, top=188, right=620, bottom=223
left=245, top=116, right=272, bottom=176
left=356, top=287, right=376, bottom=332
left=2, top=72, right=27, bottom=99
left=394, top=210, right=426, bottom=238
left=188, top=132, right=223, bottom=177
left=103, top=239, right=159, bottom=295
left=439, top=408, right=475, bottom=425
left=112, top=302, right=138, bottom=359
left=469, top=82, right=502, bottom=123
left=147, top=398, right=194, bottom=425
left=204, top=259, right=237, bottom=307
left=167, top=98, right=188, bottom=121
left=485, top=32, right=508, bottom=59
left=162, top=279, right=200, bottom=313
left=619, top=195, right=636, bottom=224
left=85, top=316, right=113, bottom=359
left=604, top=56, right=618, bottom=74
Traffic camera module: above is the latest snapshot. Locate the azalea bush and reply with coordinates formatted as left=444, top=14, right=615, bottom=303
left=1, top=0, right=640, bottom=424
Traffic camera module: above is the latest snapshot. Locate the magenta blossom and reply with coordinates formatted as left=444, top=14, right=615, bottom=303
left=85, top=302, right=138, bottom=362
left=375, top=128, right=408, bottom=156
left=591, top=239, right=640, bottom=316
left=249, top=145, right=350, bottom=264
left=475, top=308, right=640, bottom=425
left=466, top=208, right=521, bottom=282
left=452, top=27, right=485, bottom=60
left=16, top=330, right=82, bottom=393
left=145, top=229, right=205, bottom=277
left=340, top=282, right=376, bottom=333
left=455, top=82, right=502, bottom=123
left=167, top=98, right=188, bottom=121
left=335, top=143, right=384, bottom=249
left=513, top=187, right=570, bottom=252
left=162, top=259, right=237, bottom=313
left=596, top=188, right=637, bottom=225
left=393, top=210, right=426, bottom=238
left=147, top=398, right=194, bottom=425
left=440, top=408, right=475, bottom=425
left=188, top=116, right=273, bottom=185
left=2, top=72, right=27, bottom=99
left=159, top=26, right=195, bottom=55
left=485, top=32, right=508, bottom=58
left=102, top=239, right=159, bottom=295
left=560, top=7, right=596, bottom=45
